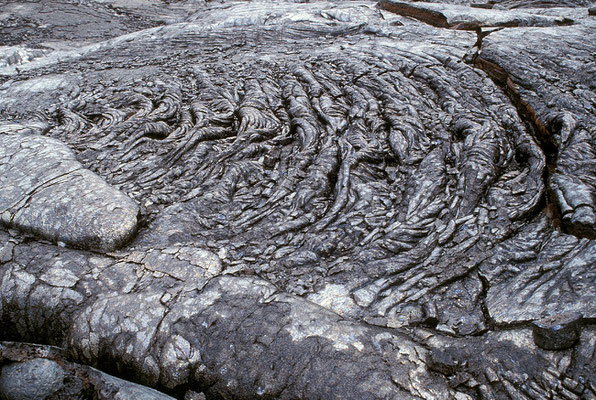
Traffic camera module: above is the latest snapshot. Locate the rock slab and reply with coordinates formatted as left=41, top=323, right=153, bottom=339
left=0, top=133, right=139, bottom=251
left=0, top=358, right=64, bottom=400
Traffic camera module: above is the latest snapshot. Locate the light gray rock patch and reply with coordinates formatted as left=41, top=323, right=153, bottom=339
left=0, top=133, right=139, bottom=251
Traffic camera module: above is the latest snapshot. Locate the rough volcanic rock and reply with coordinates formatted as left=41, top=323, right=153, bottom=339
left=0, top=234, right=456, bottom=398
left=0, top=0, right=178, bottom=48
left=0, top=358, right=65, bottom=400
left=0, top=0, right=594, bottom=399
left=478, top=215, right=595, bottom=325
left=532, top=312, right=583, bottom=350
left=421, top=326, right=596, bottom=399
left=378, top=0, right=573, bottom=28
left=479, top=14, right=596, bottom=238
left=401, top=0, right=594, bottom=7
left=0, top=341, right=178, bottom=400
left=0, top=133, right=139, bottom=251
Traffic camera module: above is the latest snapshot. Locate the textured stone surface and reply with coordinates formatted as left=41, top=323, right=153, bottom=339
left=0, top=0, right=594, bottom=399
left=479, top=216, right=596, bottom=325
left=479, top=16, right=596, bottom=238
left=0, top=133, right=139, bottom=251
left=90, top=369, right=177, bottom=400
left=379, top=0, right=573, bottom=28
left=0, top=358, right=64, bottom=400
left=0, top=341, right=178, bottom=400
left=532, top=312, right=583, bottom=350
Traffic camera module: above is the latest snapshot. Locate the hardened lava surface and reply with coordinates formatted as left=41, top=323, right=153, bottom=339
left=0, top=1, right=594, bottom=399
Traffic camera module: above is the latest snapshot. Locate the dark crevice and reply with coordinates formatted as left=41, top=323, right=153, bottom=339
left=470, top=53, right=564, bottom=231
left=377, top=2, right=590, bottom=238
left=476, top=272, right=496, bottom=331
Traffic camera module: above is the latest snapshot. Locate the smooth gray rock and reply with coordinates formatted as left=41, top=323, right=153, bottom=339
left=0, top=358, right=64, bottom=400
left=0, top=133, right=139, bottom=251
left=0, top=342, right=175, bottom=400
left=89, top=368, right=176, bottom=400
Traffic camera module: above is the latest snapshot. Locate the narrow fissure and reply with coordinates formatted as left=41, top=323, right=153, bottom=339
left=468, top=36, right=564, bottom=235
left=377, top=1, right=577, bottom=235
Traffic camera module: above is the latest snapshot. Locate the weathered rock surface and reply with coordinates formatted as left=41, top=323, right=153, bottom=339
left=0, top=358, right=65, bottom=400
left=532, top=312, right=583, bottom=350
left=479, top=18, right=596, bottom=238
left=478, top=215, right=595, bottom=325
left=0, top=234, right=456, bottom=398
left=421, top=326, right=596, bottom=399
left=0, top=133, right=139, bottom=251
left=379, top=0, right=573, bottom=28
left=0, top=0, right=594, bottom=399
left=0, top=341, right=179, bottom=400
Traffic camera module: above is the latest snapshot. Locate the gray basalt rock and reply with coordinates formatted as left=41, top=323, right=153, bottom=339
left=184, top=391, right=206, bottom=400
left=0, top=237, right=456, bottom=399
left=0, top=0, right=594, bottom=399
left=90, top=369, right=177, bottom=400
left=479, top=16, right=596, bottom=239
left=378, top=0, right=573, bottom=28
left=532, top=312, right=583, bottom=350
left=0, top=133, right=139, bottom=251
left=0, top=342, right=177, bottom=400
left=479, top=215, right=596, bottom=325
left=422, top=326, right=596, bottom=399
left=0, top=358, right=65, bottom=400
